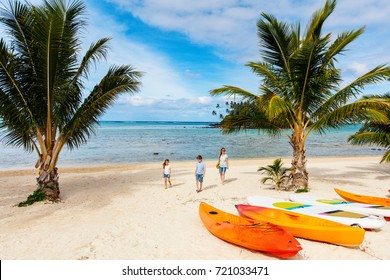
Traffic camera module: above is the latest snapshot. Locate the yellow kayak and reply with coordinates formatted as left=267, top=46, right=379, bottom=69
left=236, top=204, right=365, bottom=246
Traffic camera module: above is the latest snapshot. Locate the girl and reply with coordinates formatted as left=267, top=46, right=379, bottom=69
left=162, top=159, right=173, bottom=189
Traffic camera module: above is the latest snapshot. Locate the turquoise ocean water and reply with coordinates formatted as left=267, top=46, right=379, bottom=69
left=0, top=121, right=384, bottom=170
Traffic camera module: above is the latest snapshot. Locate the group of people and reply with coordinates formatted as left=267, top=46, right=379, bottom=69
left=162, top=147, right=229, bottom=193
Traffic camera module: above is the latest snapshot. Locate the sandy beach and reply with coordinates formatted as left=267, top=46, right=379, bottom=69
left=0, top=155, right=390, bottom=260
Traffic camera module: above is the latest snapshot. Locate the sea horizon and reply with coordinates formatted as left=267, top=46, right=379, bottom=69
left=0, top=120, right=385, bottom=170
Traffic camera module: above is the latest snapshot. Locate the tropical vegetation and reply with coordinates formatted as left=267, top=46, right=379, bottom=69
left=348, top=94, right=390, bottom=163
left=258, top=158, right=291, bottom=191
left=0, top=0, right=142, bottom=204
left=210, top=0, right=390, bottom=191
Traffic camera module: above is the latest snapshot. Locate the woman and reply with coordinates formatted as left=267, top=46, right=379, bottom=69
left=218, top=148, right=229, bottom=185
left=162, top=159, right=173, bottom=189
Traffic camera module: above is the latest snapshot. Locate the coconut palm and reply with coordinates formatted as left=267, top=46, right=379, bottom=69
left=0, top=0, right=142, bottom=202
left=258, top=158, right=291, bottom=191
left=348, top=94, right=390, bottom=163
left=210, top=0, right=390, bottom=191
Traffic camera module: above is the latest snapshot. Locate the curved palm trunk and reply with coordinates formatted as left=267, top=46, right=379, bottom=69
left=35, top=154, right=60, bottom=201
left=290, top=130, right=309, bottom=191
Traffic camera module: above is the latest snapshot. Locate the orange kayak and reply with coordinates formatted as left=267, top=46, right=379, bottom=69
left=236, top=204, right=365, bottom=246
left=335, top=188, right=390, bottom=206
left=199, top=202, right=302, bottom=259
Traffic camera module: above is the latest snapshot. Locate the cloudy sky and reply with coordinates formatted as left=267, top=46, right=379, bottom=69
left=7, top=0, right=390, bottom=121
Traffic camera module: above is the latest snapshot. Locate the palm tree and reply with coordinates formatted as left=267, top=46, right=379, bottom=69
left=348, top=94, right=390, bottom=163
left=258, top=158, right=291, bottom=191
left=210, top=0, right=390, bottom=191
left=0, top=0, right=142, bottom=202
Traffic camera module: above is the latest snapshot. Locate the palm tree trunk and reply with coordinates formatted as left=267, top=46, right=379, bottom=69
left=290, top=131, right=309, bottom=191
left=36, top=155, right=60, bottom=201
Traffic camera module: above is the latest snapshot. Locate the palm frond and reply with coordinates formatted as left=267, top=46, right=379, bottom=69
left=258, top=91, right=294, bottom=127
left=0, top=1, right=36, bottom=72
left=303, top=0, right=336, bottom=41
left=349, top=130, right=390, bottom=164
left=75, top=38, right=111, bottom=81
left=348, top=131, right=390, bottom=147
left=312, top=98, right=390, bottom=130
left=257, top=12, right=295, bottom=71
left=323, top=28, right=365, bottom=67
left=210, top=85, right=259, bottom=102
left=0, top=38, right=38, bottom=149
left=61, top=65, right=142, bottom=150
left=219, top=100, right=283, bottom=135
left=246, top=61, right=279, bottom=85
left=379, top=150, right=390, bottom=163
left=317, top=65, right=390, bottom=117
left=55, top=38, right=111, bottom=133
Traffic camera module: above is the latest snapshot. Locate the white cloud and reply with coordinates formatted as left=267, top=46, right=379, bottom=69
left=121, top=96, right=158, bottom=106
left=3, top=0, right=388, bottom=122
left=346, top=62, right=370, bottom=77
left=189, top=96, right=213, bottom=105
left=80, top=3, right=205, bottom=102
left=328, top=0, right=390, bottom=27
left=107, top=0, right=390, bottom=67
left=107, top=0, right=261, bottom=62
left=184, top=69, right=201, bottom=78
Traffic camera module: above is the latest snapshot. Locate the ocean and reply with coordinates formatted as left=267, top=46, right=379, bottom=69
left=0, top=121, right=384, bottom=170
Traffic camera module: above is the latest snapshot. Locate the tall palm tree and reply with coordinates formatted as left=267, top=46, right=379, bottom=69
left=0, top=0, right=142, bottom=202
left=210, top=0, right=390, bottom=191
left=348, top=94, right=390, bottom=163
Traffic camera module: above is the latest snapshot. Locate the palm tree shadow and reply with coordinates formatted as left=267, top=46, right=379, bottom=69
left=224, top=178, right=238, bottom=184
left=203, top=184, right=218, bottom=191
left=171, top=182, right=185, bottom=187
left=263, top=185, right=276, bottom=190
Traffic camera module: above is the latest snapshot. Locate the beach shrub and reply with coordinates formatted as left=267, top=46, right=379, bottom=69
left=18, top=189, right=47, bottom=207
left=258, top=158, right=292, bottom=191
left=294, top=188, right=309, bottom=193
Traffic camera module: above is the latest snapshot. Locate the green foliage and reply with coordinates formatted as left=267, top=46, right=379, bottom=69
left=18, top=189, right=47, bottom=207
left=348, top=94, right=390, bottom=163
left=295, top=188, right=309, bottom=193
left=258, top=158, right=292, bottom=190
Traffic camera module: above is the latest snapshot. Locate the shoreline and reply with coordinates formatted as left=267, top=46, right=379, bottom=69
left=0, top=154, right=384, bottom=175
left=0, top=155, right=389, bottom=260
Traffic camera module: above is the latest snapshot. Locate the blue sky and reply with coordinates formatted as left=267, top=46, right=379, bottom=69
left=18, top=0, right=390, bottom=121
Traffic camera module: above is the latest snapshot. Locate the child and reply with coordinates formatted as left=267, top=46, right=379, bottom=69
left=162, top=159, right=172, bottom=189
left=195, top=155, right=206, bottom=193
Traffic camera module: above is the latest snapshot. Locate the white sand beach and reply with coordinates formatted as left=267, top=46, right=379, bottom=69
left=0, top=156, right=390, bottom=260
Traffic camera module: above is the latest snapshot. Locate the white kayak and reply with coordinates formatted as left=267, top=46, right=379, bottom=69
left=247, top=196, right=385, bottom=230
left=289, top=193, right=390, bottom=218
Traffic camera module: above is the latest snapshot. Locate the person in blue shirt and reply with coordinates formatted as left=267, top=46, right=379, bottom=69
left=195, top=155, right=206, bottom=193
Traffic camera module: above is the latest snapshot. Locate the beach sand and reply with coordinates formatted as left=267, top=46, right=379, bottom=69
left=0, top=156, right=389, bottom=260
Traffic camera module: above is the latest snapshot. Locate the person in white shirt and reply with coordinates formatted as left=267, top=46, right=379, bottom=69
left=218, top=147, right=229, bottom=185
left=162, top=159, right=172, bottom=189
